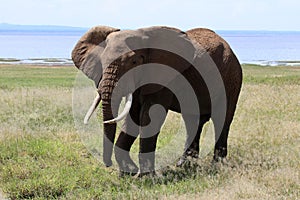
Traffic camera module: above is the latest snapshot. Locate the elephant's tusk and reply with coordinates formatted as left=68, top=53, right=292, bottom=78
left=84, top=93, right=101, bottom=124
left=103, top=93, right=132, bottom=124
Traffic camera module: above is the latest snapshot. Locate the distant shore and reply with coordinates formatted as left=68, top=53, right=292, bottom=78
left=0, top=58, right=73, bottom=66
left=242, top=60, right=300, bottom=66
left=0, top=57, right=300, bottom=67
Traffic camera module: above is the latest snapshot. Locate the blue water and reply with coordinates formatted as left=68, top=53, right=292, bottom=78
left=0, top=29, right=300, bottom=65
left=0, top=30, right=85, bottom=60
left=218, top=31, right=300, bottom=65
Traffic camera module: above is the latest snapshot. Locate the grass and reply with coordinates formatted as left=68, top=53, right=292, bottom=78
left=0, top=64, right=299, bottom=199
left=0, top=65, right=77, bottom=89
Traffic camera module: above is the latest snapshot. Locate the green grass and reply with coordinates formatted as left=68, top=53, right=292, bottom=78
left=0, top=65, right=77, bottom=89
left=0, top=64, right=299, bottom=199
left=242, top=64, right=300, bottom=85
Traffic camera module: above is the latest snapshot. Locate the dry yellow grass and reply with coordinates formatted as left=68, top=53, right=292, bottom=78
left=162, top=82, right=300, bottom=199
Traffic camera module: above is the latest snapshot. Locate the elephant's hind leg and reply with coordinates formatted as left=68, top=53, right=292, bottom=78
left=213, top=125, right=229, bottom=161
left=177, top=114, right=210, bottom=167
left=213, top=91, right=240, bottom=162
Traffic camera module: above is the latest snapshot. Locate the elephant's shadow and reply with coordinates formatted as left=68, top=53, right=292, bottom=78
left=131, top=157, right=227, bottom=185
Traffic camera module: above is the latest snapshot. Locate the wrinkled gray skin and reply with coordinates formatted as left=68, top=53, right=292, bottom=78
left=72, top=26, right=242, bottom=175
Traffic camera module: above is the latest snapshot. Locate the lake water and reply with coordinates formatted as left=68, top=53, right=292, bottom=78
left=218, top=30, right=300, bottom=66
left=0, top=29, right=300, bottom=66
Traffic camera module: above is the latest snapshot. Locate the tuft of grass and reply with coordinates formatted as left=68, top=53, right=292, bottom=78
left=0, top=64, right=299, bottom=199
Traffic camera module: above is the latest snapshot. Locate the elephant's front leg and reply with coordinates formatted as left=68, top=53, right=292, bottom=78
left=138, top=102, right=168, bottom=175
left=139, top=133, right=159, bottom=175
left=114, top=100, right=140, bottom=175
left=114, top=131, right=139, bottom=175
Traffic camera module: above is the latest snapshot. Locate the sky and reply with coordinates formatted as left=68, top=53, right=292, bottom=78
left=0, top=0, right=300, bottom=31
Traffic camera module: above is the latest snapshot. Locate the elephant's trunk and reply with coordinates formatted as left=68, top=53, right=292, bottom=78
left=102, top=102, right=117, bottom=167
left=100, top=61, right=121, bottom=167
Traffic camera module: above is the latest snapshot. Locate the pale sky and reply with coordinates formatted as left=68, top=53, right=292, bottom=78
left=1, top=0, right=299, bottom=31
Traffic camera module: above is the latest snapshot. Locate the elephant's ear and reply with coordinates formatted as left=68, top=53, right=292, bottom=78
left=71, top=26, right=120, bottom=86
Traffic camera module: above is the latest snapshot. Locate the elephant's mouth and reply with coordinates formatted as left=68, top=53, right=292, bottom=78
left=103, top=93, right=133, bottom=124
left=83, top=93, right=133, bottom=125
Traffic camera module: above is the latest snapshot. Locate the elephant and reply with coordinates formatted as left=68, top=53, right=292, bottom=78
left=72, top=25, right=242, bottom=175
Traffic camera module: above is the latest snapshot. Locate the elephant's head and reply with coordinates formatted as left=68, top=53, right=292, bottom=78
left=72, top=26, right=199, bottom=167
left=72, top=26, right=120, bottom=87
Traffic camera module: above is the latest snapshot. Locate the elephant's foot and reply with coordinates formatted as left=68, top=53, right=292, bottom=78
left=115, top=148, right=139, bottom=176
left=118, top=162, right=139, bottom=176
left=176, top=149, right=199, bottom=167
left=119, top=169, right=139, bottom=178
left=213, top=147, right=227, bottom=162
left=118, top=161, right=139, bottom=177
left=138, top=152, right=155, bottom=175
left=137, top=170, right=156, bottom=178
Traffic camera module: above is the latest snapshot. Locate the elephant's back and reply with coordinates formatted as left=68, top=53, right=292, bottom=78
left=186, top=28, right=229, bottom=53
left=186, top=28, right=243, bottom=106
left=186, top=28, right=236, bottom=68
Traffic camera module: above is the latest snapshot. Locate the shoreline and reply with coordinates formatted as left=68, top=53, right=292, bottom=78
left=242, top=60, right=300, bottom=67
left=0, top=58, right=73, bottom=66
left=0, top=57, right=300, bottom=67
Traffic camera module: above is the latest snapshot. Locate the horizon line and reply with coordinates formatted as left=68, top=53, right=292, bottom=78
left=1, top=23, right=300, bottom=32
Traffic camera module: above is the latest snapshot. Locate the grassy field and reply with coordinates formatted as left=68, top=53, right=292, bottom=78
left=0, top=64, right=299, bottom=199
